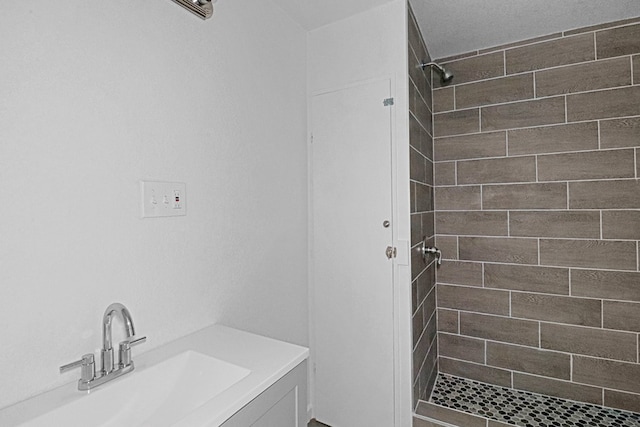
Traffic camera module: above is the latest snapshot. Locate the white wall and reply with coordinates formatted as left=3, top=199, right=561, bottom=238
left=307, top=2, right=413, bottom=426
left=0, top=0, right=308, bottom=409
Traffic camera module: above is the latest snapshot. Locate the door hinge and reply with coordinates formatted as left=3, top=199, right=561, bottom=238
left=385, top=246, right=397, bottom=259
left=383, top=98, right=394, bottom=107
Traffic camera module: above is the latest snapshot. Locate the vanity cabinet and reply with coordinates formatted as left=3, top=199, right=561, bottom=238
left=221, top=361, right=307, bottom=427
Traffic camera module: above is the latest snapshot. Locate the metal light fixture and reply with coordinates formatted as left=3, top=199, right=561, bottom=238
left=171, top=0, right=214, bottom=20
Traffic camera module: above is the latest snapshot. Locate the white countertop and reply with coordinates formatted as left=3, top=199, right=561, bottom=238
left=0, top=325, right=309, bottom=427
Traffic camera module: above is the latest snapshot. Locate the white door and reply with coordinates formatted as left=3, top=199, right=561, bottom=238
left=311, top=79, right=395, bottom=427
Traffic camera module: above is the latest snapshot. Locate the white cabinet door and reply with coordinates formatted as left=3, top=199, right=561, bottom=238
left=311, top=79, right=395, bottom=427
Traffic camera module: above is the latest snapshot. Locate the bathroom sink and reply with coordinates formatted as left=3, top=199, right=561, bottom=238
left=21, top=351, right=250, bottom=427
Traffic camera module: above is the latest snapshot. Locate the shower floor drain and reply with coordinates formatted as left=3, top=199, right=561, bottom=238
left=430, top=374, right=640, bottom=427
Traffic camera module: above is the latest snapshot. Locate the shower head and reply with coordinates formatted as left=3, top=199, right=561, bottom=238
left=420, top=62, right=454, bottom=84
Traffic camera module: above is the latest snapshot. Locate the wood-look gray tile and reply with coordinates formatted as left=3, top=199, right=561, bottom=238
left=437, top=284, right=510, bottom=315
left=484, top=263, right=569, bottom=295
left=486, top=341, right=571, bottom=380
left=437, top=308, right=459, bottom=334
left=604, top=389, right=640, bottom=414
left=635, top=55, right=640, bottom=84
left=413, top=415, right=448, bottom=427
left=415, top=92, right=433, bottom=134
left=434, top=131, right=506, bottom=161
left=456, top=74, right=534, bottom=109
left=481, top=97, right=566, bottom=131
left=422, top=211, right=435, bottom=239
left=596, top=23, right=640, bottom=59
left=410, top=114, right=423, bottom=151
left=433, top=87, right=454, bottom=113
left=457, top=156, right=536, bottom=184
left=569, top=180, right=640, bottom=209
left=436, top=211, right=508, bottom=236
left=510, top=211, right=600, bottom=238
left=600, top=116, right=640, bottom=148
left=479, top=33, right=563, bottom=55
left=511, top=292, right=602, bottom=327
left=410, top=147, right=427, bottom=183
left=602, top=210, right=640, bottom=239
left=460, top=312, right=539, bottom=346
left=539, top=238, right=638, bottom=270
left=439, top=333, right=485, bottom=364
left=459, top=236, right=538, bottom=264
left=538, top=149, right=636, bottom=181
left=438, top=357, right=512, bottom=388
left=541, top=322, right=638, bottom=362
left=535, top=57, right=632, bottom=97
left=408, top=9, right=428, bottom=65
left=434, top=186, right=481, bottom=210
left=417, top=261, right=436, bottom=303
left=435, top=235, right=458, bottom=260
left=507, top=122, right=599, bottom=155
left=603, top=301, right=640, bottom=332
left=435, top=52, right=505, bottom=88
left=434, top=162, right=456, bottom=186
left=513, top=373, right=603, bottom=405
left=433, top=109, right=479, bottom=137
left=567, top=85, right=640, bottom=121
left=434, top=235, right=458, bottom=261
left=414, top=316, right=437, bottom=377
left=415, top=183, right=433, bottom=213
left=483, top=183, right=567, bottom=209
left=411, top=213, right=423, bottom=248
left=415, top=401, right=487, bottom=427
left=437, top=260, right=482, bottom=286
left=571, top=270, right=640, bottom=302
left=573, top=356, right=640, bottom=394
left=505, top=33, right=595, bottom=74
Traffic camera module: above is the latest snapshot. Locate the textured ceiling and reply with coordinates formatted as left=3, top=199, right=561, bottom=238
left=270, top=0, right=640, bottom=60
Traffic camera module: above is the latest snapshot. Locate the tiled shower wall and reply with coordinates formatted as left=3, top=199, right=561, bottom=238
left=431, top=18, right=640, bottom=413
left=408, top=4, right=437, bottom=407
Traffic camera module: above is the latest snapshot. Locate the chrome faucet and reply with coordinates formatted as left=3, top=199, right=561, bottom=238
left=102, top=303, right=135, bottom=375
left=60, top=302, right=146, bottom=391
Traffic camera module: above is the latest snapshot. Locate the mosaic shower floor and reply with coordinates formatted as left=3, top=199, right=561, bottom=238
left=430, top=374, right=640, bottom=427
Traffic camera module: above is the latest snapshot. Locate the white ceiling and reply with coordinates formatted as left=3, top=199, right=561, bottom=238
left=270, top=0, right=640, bottom=60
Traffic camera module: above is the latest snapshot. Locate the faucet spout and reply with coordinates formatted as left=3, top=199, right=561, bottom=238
left=101, top=303, right=136, bottom=374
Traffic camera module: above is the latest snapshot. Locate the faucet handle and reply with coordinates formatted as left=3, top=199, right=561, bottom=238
left=60, top=353, right=95, bottom=383
left=118, top=336, right=147, bottom=368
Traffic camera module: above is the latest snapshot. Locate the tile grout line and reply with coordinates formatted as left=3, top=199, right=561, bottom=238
left=600, top=210, right=603, bottom=240
left=594, top=32, right=598, bottom=61
left=597, top=119, right=601, bottom=150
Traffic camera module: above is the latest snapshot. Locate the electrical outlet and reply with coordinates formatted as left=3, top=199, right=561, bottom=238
left=140, top=181, right=186, bottom=218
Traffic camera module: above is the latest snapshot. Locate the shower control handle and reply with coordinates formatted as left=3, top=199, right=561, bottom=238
left=421, top=239, right=442, bottom=265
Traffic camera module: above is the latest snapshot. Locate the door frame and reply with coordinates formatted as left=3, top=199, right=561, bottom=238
left=307, top=74, right=412, bottom=427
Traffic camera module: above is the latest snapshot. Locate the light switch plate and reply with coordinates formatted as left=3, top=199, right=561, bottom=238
left=140, top=181, right=186, bottom=218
